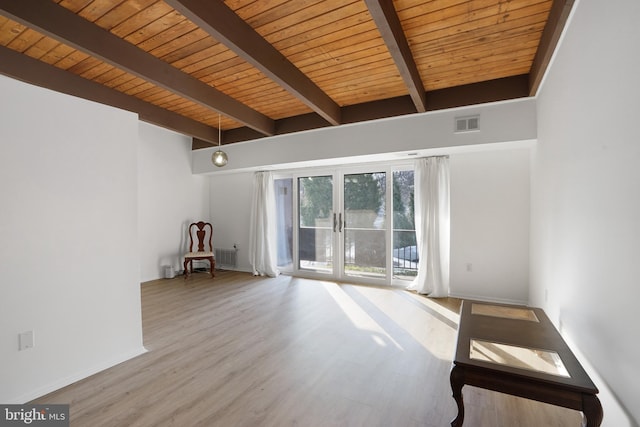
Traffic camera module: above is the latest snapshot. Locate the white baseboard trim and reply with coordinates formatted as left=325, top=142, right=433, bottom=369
left=9, top=346, right=148, bottom=404
left=448, top=291, right=528, bottom=306
left=560, top=334, right=638, bottom=427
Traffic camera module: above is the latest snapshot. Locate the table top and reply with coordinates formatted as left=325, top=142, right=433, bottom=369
left=453, top=300, right=598, bottom=394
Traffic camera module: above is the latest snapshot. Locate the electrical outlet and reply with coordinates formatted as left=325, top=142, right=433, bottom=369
left=19, top=331, right=34, bottom=351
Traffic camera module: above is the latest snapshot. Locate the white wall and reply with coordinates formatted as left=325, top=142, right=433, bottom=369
left=193, top=98, right=537, bottom=174
left=532, top=0, right=640, bottom=425
left=0, top=76, right=145, bottom=403
left=209, top=173, right=254, bottom=273
left=208, top=145, right=532, bottom=300
left=450, top=147, right=530, bottom=304
left=138, top=122, right=210, bottom=282
left=202, top=97, right=536, bottom=292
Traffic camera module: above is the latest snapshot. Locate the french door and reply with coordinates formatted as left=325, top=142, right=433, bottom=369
left=297, top=174, right=336, bottom=275
left=275, top=165, right=416, bottom=286
left=295, top=168, right=389, bottom=284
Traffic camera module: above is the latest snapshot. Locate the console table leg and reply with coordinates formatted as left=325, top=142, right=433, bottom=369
left=581, top=394, right=603, bottom=427
left=450, top=365, right=465, bottom=427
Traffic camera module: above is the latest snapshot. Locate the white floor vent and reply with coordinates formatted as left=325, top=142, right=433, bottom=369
left=215, top=248, right=238, bottom=269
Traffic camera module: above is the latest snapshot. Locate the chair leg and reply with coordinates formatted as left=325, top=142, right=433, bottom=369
left=209, top=257, right=215, bottom=278
left=183, top=259, right=190, bottom=279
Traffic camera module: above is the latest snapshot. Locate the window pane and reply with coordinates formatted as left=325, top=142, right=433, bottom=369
left=274, top=178, right=293, bottom=270
left=298, top=176, right=334, bottom=273
left=344, top=172, right=386, bottom=278
left=392, top=170, right=417, bottom=279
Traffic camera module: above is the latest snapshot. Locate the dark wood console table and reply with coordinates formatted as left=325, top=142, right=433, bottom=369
left=450, top=301, right=602, bottom=426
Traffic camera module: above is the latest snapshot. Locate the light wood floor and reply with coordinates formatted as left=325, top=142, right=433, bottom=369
left=35, top=271, right=581, bottom=426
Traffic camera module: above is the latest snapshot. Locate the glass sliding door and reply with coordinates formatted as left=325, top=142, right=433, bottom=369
left=343, top=172, right=387, bottom=280
left=280, top=165, right=417, bottom=285
left=298, top=175, right=335, bottom=274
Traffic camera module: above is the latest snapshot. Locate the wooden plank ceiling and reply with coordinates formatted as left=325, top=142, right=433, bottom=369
left=0, top=0, right=573, bottom=149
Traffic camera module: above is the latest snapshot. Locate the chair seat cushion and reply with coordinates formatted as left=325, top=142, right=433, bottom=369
left=185, top=251, right=214, bottom=258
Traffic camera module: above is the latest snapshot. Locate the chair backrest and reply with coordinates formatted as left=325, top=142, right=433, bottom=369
left=187, top=222, right=213, bottom=253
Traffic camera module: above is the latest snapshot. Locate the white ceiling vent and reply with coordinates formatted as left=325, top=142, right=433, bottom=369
left=454, top=115, right=480, bottom=133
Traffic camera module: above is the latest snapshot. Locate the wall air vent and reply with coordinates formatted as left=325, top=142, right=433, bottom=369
left=454, top=115, right=480, bottom=133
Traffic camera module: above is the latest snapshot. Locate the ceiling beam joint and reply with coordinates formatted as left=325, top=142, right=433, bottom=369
left=529, top=0, right=575, bottom=96
left=0, top=0, right=275, bottom=136
left=165, top=0, right=341, bottom=126
left=365, top=0, right=426, bottom=113
left=0, top=45, right=219, bottom=144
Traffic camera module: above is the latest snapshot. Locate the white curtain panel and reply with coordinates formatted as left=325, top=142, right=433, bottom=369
left=249, top=171, right=279, bottom=277
left=407, top=156, right=450, bottom=297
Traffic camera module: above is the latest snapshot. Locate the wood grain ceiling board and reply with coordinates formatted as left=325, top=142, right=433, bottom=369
left=397, top=0, right=553, bottom=90
left=166, top=0, right=341, bottom=125
left=0, top=0, right=571, bottom=146
left=365, top=0, right=426, bottom=112
left=56, top=0, right=300, bottom=129
left=0, top=16, right=233, bottom=130
left=231, top=0, right=408, bottom=108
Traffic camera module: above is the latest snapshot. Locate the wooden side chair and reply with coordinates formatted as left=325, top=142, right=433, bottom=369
left=183, top=221, right=215, bottom=279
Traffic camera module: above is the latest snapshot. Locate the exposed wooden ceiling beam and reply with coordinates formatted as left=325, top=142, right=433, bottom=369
left=529, top=0, right=575, bottom=95
left=0, top=0, right=274, bottom=136
left=165, top=0, right=342, bottom=126
left=364, top=0, right=426, bottom=113
left=0, top=45, right=219, bottom=145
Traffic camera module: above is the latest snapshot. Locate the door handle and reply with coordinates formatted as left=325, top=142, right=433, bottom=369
left=338, top=213, right=343, bottom=232
left=333, top=213, right=337, bottom=232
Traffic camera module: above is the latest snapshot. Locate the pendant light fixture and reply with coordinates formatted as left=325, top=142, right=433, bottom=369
left=211, top=114, right=228, bottom=167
